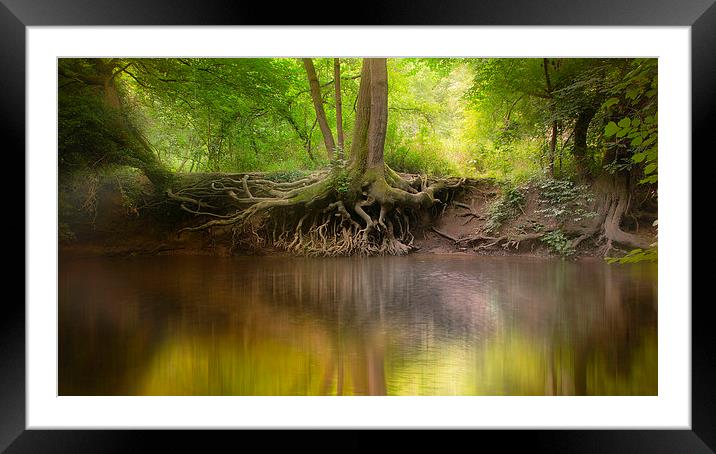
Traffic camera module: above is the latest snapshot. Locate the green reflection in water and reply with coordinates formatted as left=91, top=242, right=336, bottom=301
left=59, top=255, right=657, bottom=396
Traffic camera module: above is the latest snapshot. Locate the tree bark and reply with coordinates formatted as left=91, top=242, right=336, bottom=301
left=549, top=121, right=557, bottom=177
left=302, top=58, right=336, bottom=160
left=334, top=58, right=345, bottom=158
left=543, top=58, right=557, bottom=178
left=348, top=59, right=372, bottom=170
left=366, top=58, right=388, bottom=171
left=572, top=106, right=597, bottom=179
left=91, top=59, right=172, bottom=189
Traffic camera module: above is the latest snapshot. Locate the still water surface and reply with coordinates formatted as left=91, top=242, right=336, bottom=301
left=59, top=255, right=657, bottom=395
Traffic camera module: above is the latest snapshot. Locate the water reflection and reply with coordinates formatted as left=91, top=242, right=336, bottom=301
left=59, top=255, right=657, bottom=395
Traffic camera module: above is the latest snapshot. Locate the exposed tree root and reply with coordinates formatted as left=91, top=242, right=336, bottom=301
left=428, top=174, right=653, bottom=257
left=569, top=175, right=652, bottom=252
left=166, top=167, right=464, bottom=256
left=431, top=227, right=460, bottom=243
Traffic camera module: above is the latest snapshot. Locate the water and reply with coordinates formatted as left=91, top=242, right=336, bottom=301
left=59, top=254, right=657, bottom=395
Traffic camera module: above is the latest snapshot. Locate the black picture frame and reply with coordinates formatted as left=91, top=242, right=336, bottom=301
left=4, top=0, right=711, bottom=451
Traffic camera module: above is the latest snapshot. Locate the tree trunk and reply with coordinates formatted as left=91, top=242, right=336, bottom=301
left=169, top=58, right=463, bottom=256
left=549, top=121, right=557, bottom=177
left=543, top=59, right=557, bottom=178
left=366, top=58, right=388, bottom=171
left=92, top=60, right=172, bottom=189
left=302, top=58, right=336, bottom=160
left=573, top=106, right=596, bottom=179
left=334, top=58, right=344, bottom=158
left=570, top=172, right=652, bottom=252
left=348, top=59, right=372, bottom=170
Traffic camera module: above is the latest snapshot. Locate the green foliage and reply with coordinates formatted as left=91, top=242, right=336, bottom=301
left=59, top=223, right=77, bottom=243
left=383, top=59, right=469, bottom=176
left=606, top=246, right=657, bottom=264
left=329, top=157, right=351, bottom=194
left=540, top=229, right=575, bottom=256
left=535, top=179, right=596, bottom=223
left=59, top=61, right=128, bottom=172
left=385, top=144, right=457, bottom=176
left=263, top=169, right=310, bottom=183
left=484, top=185, right=526, bottom=233
left=59, top=57, right=658, bottom=204
left=112, top=167, right=149, bottom=215
left=601, top=59, right=658, bottom=184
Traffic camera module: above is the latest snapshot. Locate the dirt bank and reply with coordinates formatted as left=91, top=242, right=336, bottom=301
left=58, top=171, right=656, bottom=259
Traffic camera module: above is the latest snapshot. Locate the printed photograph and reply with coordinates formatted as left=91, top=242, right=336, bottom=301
left=58, top=57, right=657, bottom=395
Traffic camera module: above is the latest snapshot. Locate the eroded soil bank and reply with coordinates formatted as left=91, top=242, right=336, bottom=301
left=59, top=170, right=656, bottom=259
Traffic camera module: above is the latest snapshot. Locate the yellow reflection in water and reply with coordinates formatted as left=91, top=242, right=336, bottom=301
left=138, top=313, right=656, bottom=396
left=60, top=255, right=657, bottom=396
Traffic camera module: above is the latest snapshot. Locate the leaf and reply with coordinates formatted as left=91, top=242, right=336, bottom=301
left=604, top=121, right=620, bottom=137
left=618, top=117, right=631, bottom=128
left=604, top=97, right=620, bottom=108
left=626, top=88, right=641, bottom=100
left=644, top=163, right=657, bottom=174
left=632, top=152, right=646, bottom=163
left=631, top=136, right=643, bottom=147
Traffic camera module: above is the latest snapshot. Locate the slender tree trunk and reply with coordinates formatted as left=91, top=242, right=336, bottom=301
left=334, top=58, right=345, bottom=158
left=302, top=58, right=336, bottom=159
left=177, top=156, right=189, bottom=172
left=543, top=58, right=557, bottom=178
left=549, top=121, right=557, bottom=177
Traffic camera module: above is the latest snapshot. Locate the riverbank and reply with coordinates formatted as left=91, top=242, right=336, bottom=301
left=59, top=170, right=657, bottom=259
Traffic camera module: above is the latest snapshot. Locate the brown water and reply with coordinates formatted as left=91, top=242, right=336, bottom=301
left=59, top=254, right=657, bottom=396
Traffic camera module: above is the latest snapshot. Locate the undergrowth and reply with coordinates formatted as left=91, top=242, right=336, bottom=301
left=540, top=229, right=575, bottom=256
left=484, top=184, right=526, bottom=233
left=534, top=179, right=596, bottom=223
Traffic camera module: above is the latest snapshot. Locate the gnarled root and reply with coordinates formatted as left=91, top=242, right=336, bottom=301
left=166, top=169, right=464, bottom=256
left=568, top=176, right=652, bottom=253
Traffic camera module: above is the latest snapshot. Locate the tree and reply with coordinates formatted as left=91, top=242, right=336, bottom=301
left=167, top=58, right=463, bottom=256
left=568, top=59, right=657, bottom=253
left=543, top=58, right=559, bottom=177
left=334, top=58, right=345, bottom=158
left=303, top=58, right=336, bottom=160
left=58, top=58, right=172, bottom=188
left=127, top=58, right=327, bottom=172
left=466, top=58, right=656, bottom=254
